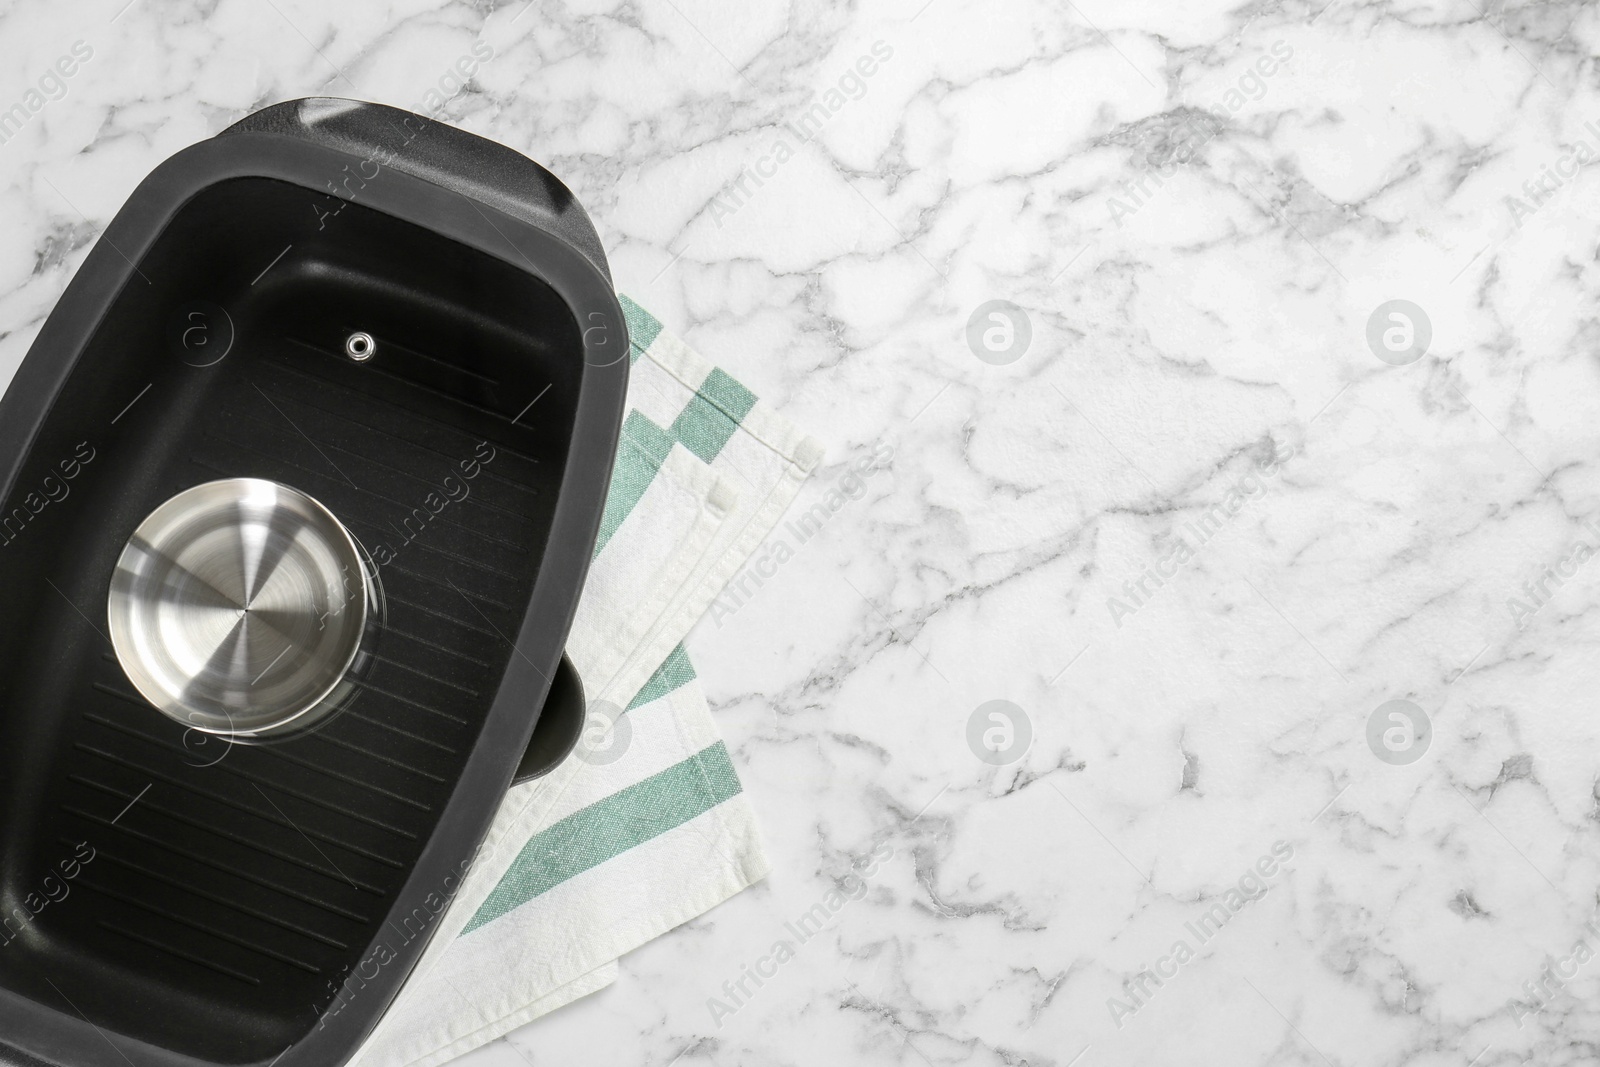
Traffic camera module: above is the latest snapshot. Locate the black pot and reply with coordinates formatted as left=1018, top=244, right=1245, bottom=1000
left=0, top=98, right=627, bottom=1067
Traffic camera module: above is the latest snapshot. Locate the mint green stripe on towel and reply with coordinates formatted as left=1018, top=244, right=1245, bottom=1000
left=593, top=373, right=759, bottom=556
left=462, top=742, right=744, bottom=933
left=619, top=293, right=662, bottom=363
left=593, top=411, right=676, bottom=557
left=670, top=368, right=758, bottom=464
left=626, top=644, right=695, bottom=711
left=594, top=300, right=764, bottom=557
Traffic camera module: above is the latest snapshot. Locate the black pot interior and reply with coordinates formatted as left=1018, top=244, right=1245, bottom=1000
left=0, top=175, right=580, bottom=1063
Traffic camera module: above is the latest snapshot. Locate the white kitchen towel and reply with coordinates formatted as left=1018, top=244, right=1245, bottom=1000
left=351, top=295, right=822, bottom=1067
left=565, top=296, right=825, bottom=711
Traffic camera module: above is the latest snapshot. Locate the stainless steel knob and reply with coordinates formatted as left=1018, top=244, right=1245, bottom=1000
left=107, top=478, right=376, bottom=738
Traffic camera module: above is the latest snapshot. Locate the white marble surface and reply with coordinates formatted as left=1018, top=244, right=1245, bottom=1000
left=6, top=0, right=1600, bottom=1064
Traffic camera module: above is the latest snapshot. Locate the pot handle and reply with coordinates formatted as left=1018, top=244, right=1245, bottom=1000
left=219, top=98, right=612, bottom=285
left=512, top=654, right=585, bottom=786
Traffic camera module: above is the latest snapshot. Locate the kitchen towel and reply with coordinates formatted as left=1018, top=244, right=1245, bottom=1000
left=351, top=295, right=822, bottom=1067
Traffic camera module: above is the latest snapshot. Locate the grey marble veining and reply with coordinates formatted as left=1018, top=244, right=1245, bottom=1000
left=4, top=1, right=1600, bottom=1064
